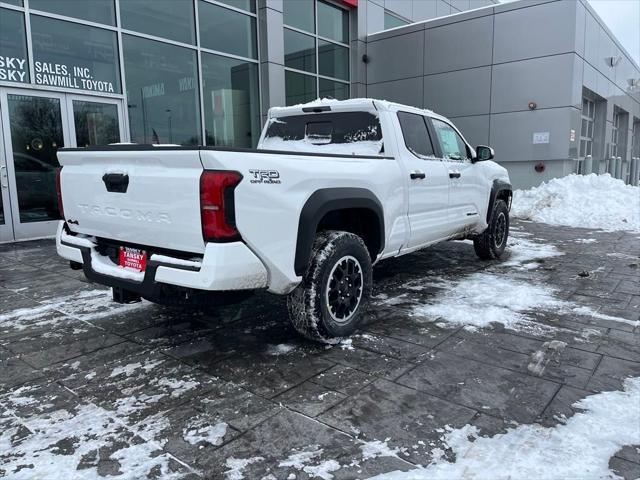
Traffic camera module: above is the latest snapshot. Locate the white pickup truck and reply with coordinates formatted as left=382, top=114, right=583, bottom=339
left=56, top=99, right=511, bottom=342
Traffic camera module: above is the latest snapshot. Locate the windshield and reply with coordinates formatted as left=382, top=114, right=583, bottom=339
left=262, top=111, right=384, bottom=156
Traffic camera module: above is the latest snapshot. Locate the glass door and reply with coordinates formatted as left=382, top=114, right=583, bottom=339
left=0, top=88, right=126, bottom=242
left=0, top=90, right=69, bottom=240
left=0, top=115, right=15, bottom=242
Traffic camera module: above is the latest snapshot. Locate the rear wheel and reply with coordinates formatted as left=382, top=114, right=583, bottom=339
left=287, top=230, right=372, bottom=342
left=473, top=198, right=509, bottom=260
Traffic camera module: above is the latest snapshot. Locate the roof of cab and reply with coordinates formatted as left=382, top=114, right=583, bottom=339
left=268, top=98, right=447, bottom=122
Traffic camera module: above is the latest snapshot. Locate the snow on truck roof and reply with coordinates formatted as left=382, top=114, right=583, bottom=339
left=268, top=98, right=445, bottom=121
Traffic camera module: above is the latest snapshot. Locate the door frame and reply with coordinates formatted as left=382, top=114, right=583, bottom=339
left=0, top=87, right=127, bottom=242
left=0, top=112, right=15, bottom=242
left=64, top=93, right=128, bottom=147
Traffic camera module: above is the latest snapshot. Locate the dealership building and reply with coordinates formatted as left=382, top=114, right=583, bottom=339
left=0, top=0, right=638, bottom=243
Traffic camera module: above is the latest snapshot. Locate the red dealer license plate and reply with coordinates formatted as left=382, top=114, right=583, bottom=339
left=119, top=247, right=147, bottom=272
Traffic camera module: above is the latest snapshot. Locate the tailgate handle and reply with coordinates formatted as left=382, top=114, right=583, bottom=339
left=102, top=173, right=129, bottom=193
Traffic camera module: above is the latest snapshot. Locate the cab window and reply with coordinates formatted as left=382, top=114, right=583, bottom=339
left=397, top=111, right=435, bottom=159
left=431, top=118, right=470, bottom=162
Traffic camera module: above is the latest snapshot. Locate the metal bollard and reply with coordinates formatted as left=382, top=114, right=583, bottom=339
left=583, top=155, right=593, bottom=175
left=631, top=157, right=640, bottom=186
left=615, top=156, right=622, bottom=179
left=621, top=158, right=629, bottom=184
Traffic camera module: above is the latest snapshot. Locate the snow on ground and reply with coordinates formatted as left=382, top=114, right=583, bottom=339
left=512, top=174, right=640, bottom=232
left=411, top=272, right=565, bottom=334
left=368, top=377, right=640, bottom=480
left=0, top=289, right=147, bottom=332
left=499, top=233, right=563, bottom=270
left=0, top=395, right=184, bottom=480
left=182, top=420, right=227, bottom=446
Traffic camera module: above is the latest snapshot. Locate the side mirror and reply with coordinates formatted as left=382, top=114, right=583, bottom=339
left=474, top=145, right=494, bottom=162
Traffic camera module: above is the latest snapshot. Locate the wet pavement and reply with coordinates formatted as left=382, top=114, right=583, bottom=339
left=0, top=220, right=639, bottom=479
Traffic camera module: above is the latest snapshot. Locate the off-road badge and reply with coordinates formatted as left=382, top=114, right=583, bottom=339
left=249, top=169, right=281, bottom=184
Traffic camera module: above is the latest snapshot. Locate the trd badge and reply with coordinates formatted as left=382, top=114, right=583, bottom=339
left=248, top=169, right=281, bottom=184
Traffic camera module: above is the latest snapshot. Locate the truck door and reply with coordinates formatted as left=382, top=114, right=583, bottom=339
left=429, top=117, right=484, bottom=231
left=395, top=111, right=451, bottom=250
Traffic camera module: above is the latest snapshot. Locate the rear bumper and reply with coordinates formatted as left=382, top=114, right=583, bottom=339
left=55, top=222, right=268, bottom=295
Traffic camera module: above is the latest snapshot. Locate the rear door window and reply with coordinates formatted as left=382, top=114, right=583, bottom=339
left=397, top=111, right=435, bottom=159
left=262, top=111, right=383, bottom=156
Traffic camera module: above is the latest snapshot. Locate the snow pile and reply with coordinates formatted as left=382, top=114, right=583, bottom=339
left=368, top=377, right=640, bottom=480
left=512, top=174, right=640, bottom=232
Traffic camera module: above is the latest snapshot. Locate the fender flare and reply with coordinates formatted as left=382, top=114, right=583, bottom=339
left=294, top=188, right=385, bottom=276
left=487, top=179, right=512, bottom=222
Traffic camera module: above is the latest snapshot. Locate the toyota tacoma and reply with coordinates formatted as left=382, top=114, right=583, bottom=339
left=56, top=99, right=512, bottom=342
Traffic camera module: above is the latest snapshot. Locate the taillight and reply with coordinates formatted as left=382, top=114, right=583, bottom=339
left=55, top=167, right=64, bottom=219
left=200, top=170, right=242, bottom=242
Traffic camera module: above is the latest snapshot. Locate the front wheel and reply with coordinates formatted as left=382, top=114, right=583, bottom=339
left=473, top=198, right=509, bottom=260
left=287, top=230, right=372, bottom=343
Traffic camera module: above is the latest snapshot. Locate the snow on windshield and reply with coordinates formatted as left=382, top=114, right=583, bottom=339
left=261, top=111, right=385, bottom=157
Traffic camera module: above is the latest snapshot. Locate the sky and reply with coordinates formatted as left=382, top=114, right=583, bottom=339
left=588, top=0, right=640, bottom=65
left=500, top=0, right=640, bottom=65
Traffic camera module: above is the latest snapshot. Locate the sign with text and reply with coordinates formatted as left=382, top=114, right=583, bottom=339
left=533, top=132, right=550, bottom=144
left=34, top=61, right=116, bottom=93
left=0, top=55, right=28, bottom=83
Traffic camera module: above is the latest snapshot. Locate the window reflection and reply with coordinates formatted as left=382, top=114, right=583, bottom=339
left=318, top=40, right=349, bottom=81
left=123, top=35, right=201, bottom=145
left=285, top=70, right=316, bottom=106
left=7, top=95, right=62, bottom=223
left=0, top=8, right=29, bottom=84
left=284, top=29, right=316, bottom=73
left=319, top=78, right=349, bottom=100
left=318, top=0, right=348, bottom=43
left=120, top=0, right=196, bottom=45
left=283, top=0, right=315, bottom=33
left=30, top=0, right=115, bottom=26
left=30, top=15, right=121, bottom=94
left=202, top=53, right=261, bottom=148
left=73, top=101, right=120, bottom=147
left=199, top=0, right=257, bottom=59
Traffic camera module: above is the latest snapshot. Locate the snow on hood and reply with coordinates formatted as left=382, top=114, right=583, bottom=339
left=512, top=174, right=640, bottom=232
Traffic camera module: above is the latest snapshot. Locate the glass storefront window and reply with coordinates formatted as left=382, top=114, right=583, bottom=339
left=30, top=15, right=121, bottom=93
left=7, top=94, right=63, bottom=223
left=29, top=0, right=115, bottom=26
left=319, top=78, right=348, bottom=100
left=199, top=1, right=257, bottom=59
left=123, top=34, right=201, bottom=145
left=384, top=12, right=409, bottom=30
left=318, top=40, right=349, bottom=81
left=73, top=101, right=120, bottom=147
left=217, top=0, right=256, bottom=13
left=2, top=0, right=22, bottom=6
left=0, top=8, right=29, bottom=84
left=201, top=52, right=260, bottom=148
left=318, top=0, right=348, bottom=43
left=120, top=0, right=196, bottom=45
left=284, top=29, right=316, bottom=73
left=283, top=0, right=314, bottom=33
left=285, top=70, right=316, bottom=106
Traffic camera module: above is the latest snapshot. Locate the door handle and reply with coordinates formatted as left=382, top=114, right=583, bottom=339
left=410, top=171, right=426, bottom=180
left=0, top=166, right=7, bottom=188
left=449, top=171, right=461, bottom=179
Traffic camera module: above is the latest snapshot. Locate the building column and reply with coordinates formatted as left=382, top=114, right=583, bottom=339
left=258, top=0, right=286, bottom=122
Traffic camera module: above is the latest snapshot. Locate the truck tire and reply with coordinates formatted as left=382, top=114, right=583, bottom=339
left=474, top=198, right=509, bottom=260
left=287, top=230, right=372, bottom=343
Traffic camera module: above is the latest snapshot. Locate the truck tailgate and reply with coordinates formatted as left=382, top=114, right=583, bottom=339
left=58, top=148, right=205, bottom=254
